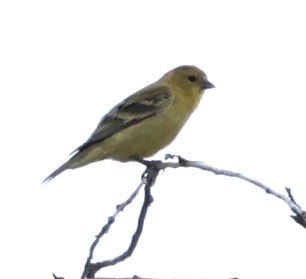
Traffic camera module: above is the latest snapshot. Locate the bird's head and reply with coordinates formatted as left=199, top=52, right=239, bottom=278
left=163, top=65, right=215, bottom=93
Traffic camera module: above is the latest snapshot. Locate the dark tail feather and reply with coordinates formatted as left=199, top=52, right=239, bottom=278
left=42, top=162, right=70, bottom=184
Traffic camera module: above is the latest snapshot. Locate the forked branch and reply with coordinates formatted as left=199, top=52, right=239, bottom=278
left=58, top=155, right=306, bottom=279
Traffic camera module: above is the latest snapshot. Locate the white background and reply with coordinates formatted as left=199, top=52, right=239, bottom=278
left=1, top=1, right=306, bottom=279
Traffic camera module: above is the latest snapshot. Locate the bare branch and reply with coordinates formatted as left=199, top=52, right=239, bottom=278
left=162, top=155, right=306, bottom=228
left=52, top=273, right=65, bottom=279
left=285, top=187, right=306, bottom=228
left=76, top=155, right=306, bottom=279
left=81, top=165, right=160, bottom=279
left=80, top=181, right=144, bottom=279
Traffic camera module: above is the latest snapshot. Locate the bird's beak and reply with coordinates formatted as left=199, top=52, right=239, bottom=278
left=203, top=80, right=215, bottom=90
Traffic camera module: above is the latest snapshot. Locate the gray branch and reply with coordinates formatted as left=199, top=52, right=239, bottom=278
left=53, top=155, right=306, bottom=279
left=162, top=154, right=306, bottom=228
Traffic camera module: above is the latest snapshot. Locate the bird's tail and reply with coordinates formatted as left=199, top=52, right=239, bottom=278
left=42, top=161, right=70, bottom=184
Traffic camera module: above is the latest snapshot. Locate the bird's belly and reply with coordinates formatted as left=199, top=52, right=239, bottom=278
left=106, top=112, right=188, bottom=161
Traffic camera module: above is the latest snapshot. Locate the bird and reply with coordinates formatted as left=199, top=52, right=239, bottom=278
left=43, top=65, right=214, bottom=183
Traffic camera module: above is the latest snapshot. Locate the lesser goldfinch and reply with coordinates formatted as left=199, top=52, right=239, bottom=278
left=43, top=65, right=214, bottom=183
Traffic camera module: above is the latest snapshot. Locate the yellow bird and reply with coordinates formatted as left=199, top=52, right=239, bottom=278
left=43, top=65, right=214, bottom=183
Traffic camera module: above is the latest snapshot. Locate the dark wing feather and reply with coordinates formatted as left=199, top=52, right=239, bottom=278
left=75, top=86, right=172, bottom=153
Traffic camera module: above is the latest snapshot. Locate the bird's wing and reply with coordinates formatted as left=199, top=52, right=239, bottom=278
left=74, top=86, right=172, bottom=153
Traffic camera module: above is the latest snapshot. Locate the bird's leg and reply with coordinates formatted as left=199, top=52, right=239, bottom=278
left=132, top=156, right=164, bottom=168
left=131, top=157, right=163, bottom=185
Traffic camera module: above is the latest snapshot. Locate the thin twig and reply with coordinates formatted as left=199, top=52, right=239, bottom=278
left=80, top=182, right=145, bottom=279
left=82, top=165, right=160, bottom=279
left=77, top=154, right=306, bottom=279
left=52, top=273, right=64, bottom=279
left=162, top=154, right=306, bottom=228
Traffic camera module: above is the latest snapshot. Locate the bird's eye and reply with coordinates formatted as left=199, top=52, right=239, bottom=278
left=188, top=75, right=197, bottom=82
